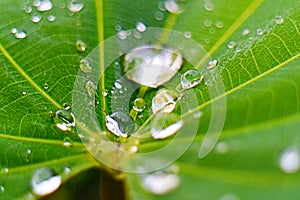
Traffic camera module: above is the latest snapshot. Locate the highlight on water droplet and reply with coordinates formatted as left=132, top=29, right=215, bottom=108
left=279, top=147, right=300, bottom=174
left=274, top=15, right=284, bottom=25
left=35, top=0, right=53, bottom=12
left=152, top=89, right=177, bottom=114
left=53, top=109, right=75, bottom=132
left=136, top=22, right=146, bottom=32
left=133, top=98, right=146, bottom=112
left=206, top=59, right=218, bottom=70
left=47, top=15, right=56, bottom=22
left=164, top=0, right=179, bottom=13
left=31, top=167, right=61, bottom=196
left=22, top=91, right=27, bottom=96
left=151, top=113, right=183, bottom=139
left=76, top=39, right=87, bottom=52
left=63, top=137, right=73, bottom=147
left=31, top=13, right=42, bottom=23
left=181, top=69, right=203, bottom=90
left=68, top=0, right=84, bottom=13
left=124, top=45, right=183, bottom=88
left=79, top=58, right=92, bottom=73
left=204, top=19, right=212, bottom=27
left=43, top=82, right=49, bottom=90
left=105, top=111, right=134, bottom=138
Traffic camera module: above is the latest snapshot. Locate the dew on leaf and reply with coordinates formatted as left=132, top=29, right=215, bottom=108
left=227, top=41, right=237, bottom=49
left=102, top=90, right=108, bottom=97
left=3, top=167, right=9, bottom=174
left=204, top=19, right=212, bottom=27
left=31, top=167, right=61, bottom=196
left=215, top=21, right=223, bottom=28
left=31, top=13, right=42, bottom=23
left=124, top=45, right=182, bottom=88
left=164, top=0, right=179, bottom=13
left=63, top=137, right=73, bottom=147
left=133, top=98, right=146, bottom=112
left=63, top=166, right=71, bottom=174
left=256, top=28, right=264, bottom=36
left=184, top=31, right=192, bottom=39
left=181, top=69, right=204, bottom=90
left=215, top=142, right=229, bottom=154
left=279, top=147, right=300, bottom=173
left=115, top=24, right=121, bottom=31
left=114, top=79, right=123, bottom=89
left=242, top=28, right=250, bottom=36
left=105, top=111, right=134, bottom=138
left=0, top=185, right=4, bottom=193
left=22, top=91, right=27, bottom=96
left=118, top=30, right=127, bottom=40
left=274, top=15, right=284, bottom=24
left=204, top=1, right=214, bottom=11
left=63, top=103, right=71, bottom=111
left=47, top=15, right=56, bottom=22
left=35, top=0, right=53, bottom=12
left=136, top=22, right=146, bottom=32
left=53, top=109, right=75, bottom=132
left=79, top=58, right=92, bottom=73
left=11, top=28, right=17, bottom=34
left=68, top=0, right=84, bottom=13
left=25, top=6, right=33, bottom=13
left=85, top=80, right=97, bottom=97
left=206, top=59, right=218, bottom=70
left=76, top=39, right=87, bottom=52
left=151, top=113, right=183, bottom=139
left=154, top=11, right=164, bottom=21
left=24, top=148, right=32, bottom=162
left=152, top=89, right=177, bottom=114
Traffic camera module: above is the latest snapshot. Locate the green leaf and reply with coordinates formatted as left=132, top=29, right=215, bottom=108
left=0, top=0, right=299, bottom=200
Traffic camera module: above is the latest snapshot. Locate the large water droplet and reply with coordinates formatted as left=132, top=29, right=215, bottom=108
left=142, top=171, right=180, bottom=195
left=53, top=109, right=75, bottom=132
left=133, top=98, right=146, bottom=112
left=181, top=69, right=203, bottom=90
left=36, top=0, right=53, bottom=12
left=31, top=13, right=42, bottom=23
left=76, top=39, right=87, bottom=52
left=279, top=147, right=300, bottom=173
left=124, top=45, right=182, bottom=88
left=256, top=28, right=264, bottom=36
left=105, top=111, right=134, bottom=138
left=151, top=113, right=183, bottom=139
left=68, top=0, right=84, bottom=13
left=152, top=89, right=177, bottom=114
left=114, top=79, right=123, bottom=89
left=31, top=167, right=61, bottom=196
left=79, top=58, right=92, bottom=73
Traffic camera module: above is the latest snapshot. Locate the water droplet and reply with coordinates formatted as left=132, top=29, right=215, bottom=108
left=215, top=21, right=223, bottom=28
left=242, top=28, right=250, bottom=36
left=0, top=185, right=4, bottom=193
left=215, top=142, right=229, bottom=154
left=118, top=30, right=127, bottom=40
left=154, top=11, right=164, bottom=21
left=274, top=15, right=284, bottom=24
left=280, top=147, right=300, bottom=173
left=142, top=171, right=180, bottom=195
left=15, top=30, right=27, bottom=39
left=43, top=83, right=49, bottom=90
left=256, top=28, right=264, bottom=36
left=25, top=148, right=32, bottom=162
left=22, top=91, right=27, bottom=96
left=227, top=41, right=237, bottom=49
left=136, top=22, right=146, bottom=32
left=63, top=137, right=73, bottom=147
left=47, top=15, right=56, bottom=22
left=204, top=1, right=214, bottom=11
left=79, top=58, right=92, bottom=73
left=31, top=167, right=61, bottom=196
left=133, top=98, right=146, bottom=112
left=25, top=6, right=33, bottom=13
left=114, top=79, right=123, bottom=89
left=184, top=31, right=192, bottom=39
left=68, top=0, right=84, bottom=13
left=63, top=103, right=71, bottom=110
left=206, top=59, right=218, bottom=70
left=11, top=28, right=17, bottom=34
left=105, top=111, right=134, bottom=137
left=181, top=69, right=203, bottom=90
left=220, top=193, right=240, bottom=200
left=204, top=19, right=212, bottom=27
left=76, top=39, right=87, bottom=52
left=164, top=0, right=179, bottom=13
left=115, top=24, right=121, bottom=31
left=36, top=0, right=53, bottom=12
left=53, top=110, right=75, bottom=132
left=124, top=45, right=182, bottom=88
left=102, top=90, right=108, bottom=97
left=151, top=113, right=183, bottom=139
left=152, top=89, right=177, bottom=114
left=31, top=13, right=42, bottom=23
left=63, top=166, right=71, bottom=174
left=85, top=80, right=97, bottom=97
left=3, top=167, right=9, bottom=174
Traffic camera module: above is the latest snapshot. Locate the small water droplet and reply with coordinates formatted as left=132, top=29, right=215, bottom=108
left=15, top=30, right=27, bottom=39
left=184, top=31, right=192, bottom=39
left=227, top=41, right=237, bottom=49
left=133, top=98, right=146, bottom=112
left=25, top=6, right=33, bottom=13
left=220, top=193, right=240, bottom=200
left=63, top=137, right=73, bottom=147
left=31, top=13, right=42, bottom=23
left=63, top=103, right=71, bottom=111
left=151, top=113, right=183, bottom=139
left=152, top=89, right=177, bottom=114
left=124, top=45, right=182, bottom=88
left=36, top=0, right=53, bottom=12
left=0, top=185, right=4, bottom=193
left=181, top=69, right=203, bottom=90
left=142, top=171, right=180, bottom=195
left=31, top=167, right=61, bottom=196
left=274, top=15, right=284, bottom=24
left=206, top=59, right=218, bottom=70
left=85, top=80, right=97, bottom=97
left=11, top=28, right=17, bottom=34
left=43, top=83, right=49, bottom=90
left=215, top=142, right=229, bottom=154
left=215, top=21, right=223, bottom=28
left=3, top=167, right=9, bottom=174
left=53, top=110, right=75, bottom=132
left=204, top=19, right=212, bottom=27
left=136, top=22, right=146, bottom=32
left=115, top=24, right=121, bottom=31
left=68, top=0, right=84, bottom=13
left=79, top=58, right=92, bottom=73
left=22, top=91, right=27, bottom=96
left=25, top=148, right=32, bottom=162
left=114, top=79, right=123, bottom=89
left=47, top=15, right=56, bottom=22
left=76, top=39, right=87, bottom=52
left=256, top=28, right=264, bottom=36
left=280, top=147, right=300, bottom=173
left=242, top=28, right=250, bottom=36
left=105, top=111, right=134, bottom=138
left=154, top=11, right=164, bottom=21
left=164, top=0, right=179, bottom=13
left=204, top=1, right=214, bottom=11
left=63, top=166, right=71, bottom=174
